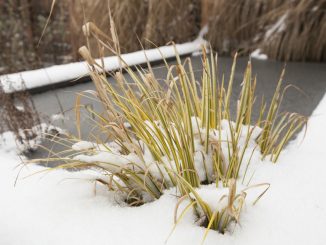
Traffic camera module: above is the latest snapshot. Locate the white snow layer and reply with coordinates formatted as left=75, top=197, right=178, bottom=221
left=0, top=39, right=206, bottom=93
left=250, top=49, right=268, bottom=60
left=265, top=13, right=288, bottom=39
left=1, top=94, right=326, bottom=244
left=68, top=117, right=262, bottom=187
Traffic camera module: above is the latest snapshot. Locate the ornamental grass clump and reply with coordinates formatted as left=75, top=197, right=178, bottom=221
left=36, top=20, right=306, bottom=237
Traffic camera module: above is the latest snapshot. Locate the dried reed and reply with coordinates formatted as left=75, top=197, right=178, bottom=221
left=205, top=0, right=285, bottom=55
left=143, top=0, right=201, bottom=47
left=261, top=0, right=326, bottom=61
left=68, top=0, right=148, bottom=58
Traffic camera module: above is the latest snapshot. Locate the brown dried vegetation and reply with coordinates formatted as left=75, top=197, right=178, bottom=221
left=0, top=0, right=325, bottom=76
left=0, top=82, right=41, bottom=150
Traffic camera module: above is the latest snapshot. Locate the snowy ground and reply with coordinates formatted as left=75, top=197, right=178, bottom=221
left=1, top=92, right=326, bottom=244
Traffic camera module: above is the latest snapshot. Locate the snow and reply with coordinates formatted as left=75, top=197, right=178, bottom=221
left=265, top=13, right=287, bottom=39
left=67, top=117, right=263, bottom=188
left=250, top=49, right=268, bottom=60
left=0, top=124, right=65, bottom=153
left=1, top=94, right=326, bottom=244
left=71, top=141, right=95, bottom=151
left=50, top=113, right=65, bottom=122
left=0, top=39, right=206, bottom=93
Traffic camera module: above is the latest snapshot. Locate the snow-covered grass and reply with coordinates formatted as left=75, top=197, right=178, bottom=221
left=0, top=92, right=325, bottom=245
left=0, top=21, right=315, bottom=243
left=21, top=39, right=305, bottom=242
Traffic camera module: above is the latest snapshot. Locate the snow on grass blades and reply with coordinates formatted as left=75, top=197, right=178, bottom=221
left=35, top=20, right=306, bottom=238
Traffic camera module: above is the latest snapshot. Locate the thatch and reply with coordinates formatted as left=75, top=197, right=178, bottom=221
left=143, top=0, right=201, bottom=48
